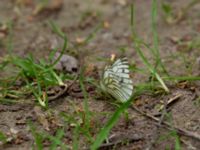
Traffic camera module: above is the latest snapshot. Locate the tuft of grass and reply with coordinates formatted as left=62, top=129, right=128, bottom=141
left=158, top=113, right=181, bottom=150
left=72, top=125, right=80, bottom=150
left=60, top=111, right=81, bottom=149
left=29, top=122, right=68, bottom=150
left=133, top=40, right=170, bottom=93
left=11, top=54, right=64, bottom=107
left=79, top=68, right=91, bottom=132
left=130, top=3, right=169, bottom=93
left=29, top=123, right=44, bottom=150
left=158, top=130, right=181, bottom=150
left=151, top=0, right=168, bottom=75
left=48, top=128, right=66, bottom=150
left=0, top=21, right=69, bottom=107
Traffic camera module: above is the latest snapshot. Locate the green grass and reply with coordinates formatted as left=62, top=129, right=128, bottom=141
left=29, top=122, right=69, bottom=150
left=128, top=2, right=198, bottom=148
left=30, top=124, right=44, bottom=150
left=0, top=131, right=7, bottom=144
left=91, top=91, right=141, bottom=149
left=158, top=130, right=181, bottom=150
left=79, top=68, right=91, bottom=131
left=0, top=21, right=69, bottom=107
left=157, top=113, right=181, bottom=150
left=131, top=3, right=169, bottom=93
left=1, top=0, right=200, bottom=149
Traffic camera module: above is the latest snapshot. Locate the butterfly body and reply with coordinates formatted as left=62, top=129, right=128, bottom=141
left=100, top=58, right=133, bottom=103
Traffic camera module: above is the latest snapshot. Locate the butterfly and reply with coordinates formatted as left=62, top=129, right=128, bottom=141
left=100, top=57, right=133, bottom=103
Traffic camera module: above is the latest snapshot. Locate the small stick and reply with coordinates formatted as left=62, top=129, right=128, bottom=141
left=158, top=94, right=182, bottom=112
left=48, top=75, right=78, bottom=102
left=98, top=134, right=143, bottom=149
left=180, top=138, right=197, bottom=150
left=131, top=105, right=200, bottom=141
left=146, top=94, right=169, bottom=150
left=147, top=94, right=182, bottom=149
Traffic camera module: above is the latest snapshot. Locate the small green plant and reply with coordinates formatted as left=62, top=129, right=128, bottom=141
left=158, top=129, right=181, bottom=150
left=0, top=21, right=68, bottom=107
left=29, top=122, right=68, bottom=150
left=11, top=55, right=64, bottom=107
left=9, top=20, right=68, bottom=106
left=29, top=123, right=44, bottom=150
left=131, top=2, right=169, bottom=93
left=0, top=131, right=7, bottom=144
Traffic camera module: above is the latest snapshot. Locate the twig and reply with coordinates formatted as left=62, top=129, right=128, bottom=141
left=99, top=132, right=144, bottom=149
left=157, top=94, right=182, bottom=112
left=146, top=94, right=182, bottom=149
left=131, top=105, right=200, bottom=141
left=181, top=138, right=197, bottom=150
left=98, top=134, right=143, bottom=149
left=48, top=75, right=78, bottom=102
left=47, top=84, right=68, bottom=102
left=146, top=94, right=169, bottom=150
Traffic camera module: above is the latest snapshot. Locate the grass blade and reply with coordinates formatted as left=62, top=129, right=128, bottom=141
left=91, top=93, right=138, bottom=149
left=134, top=41, right=169, bottom=92
left=49, top=128, right=65, bottom=150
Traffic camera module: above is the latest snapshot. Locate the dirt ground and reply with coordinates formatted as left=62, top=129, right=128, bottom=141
left=0, top=0, right=200, bottom=149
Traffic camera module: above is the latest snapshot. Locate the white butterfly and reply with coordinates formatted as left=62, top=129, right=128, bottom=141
left=100, top=57, right=133, bottom=103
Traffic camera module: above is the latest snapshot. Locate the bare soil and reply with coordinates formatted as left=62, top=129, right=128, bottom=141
left=0, top=0, right=200, bottom=149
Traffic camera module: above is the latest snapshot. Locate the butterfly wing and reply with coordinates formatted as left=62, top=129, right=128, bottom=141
left=102, top=58, right=133, bottom=102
